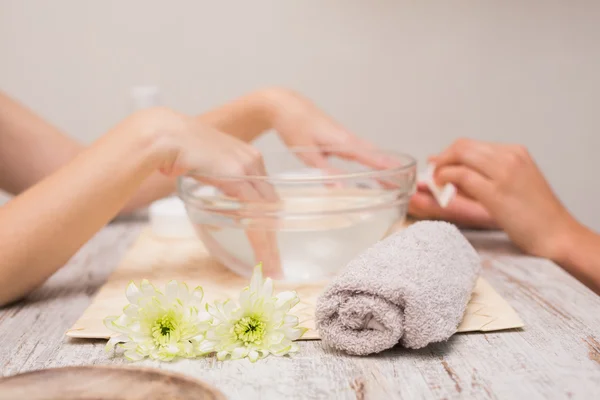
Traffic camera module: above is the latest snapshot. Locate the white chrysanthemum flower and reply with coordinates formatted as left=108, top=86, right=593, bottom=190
left=104, top=280, right=211, bottom=361
left=201, top=264, right=307, bottom=362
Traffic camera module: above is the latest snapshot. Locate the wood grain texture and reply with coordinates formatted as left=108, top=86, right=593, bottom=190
left=1, top=222, right=599, bottom=399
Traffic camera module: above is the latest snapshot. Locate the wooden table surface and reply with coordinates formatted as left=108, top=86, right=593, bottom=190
left=1, top=221, right=599, bottom=400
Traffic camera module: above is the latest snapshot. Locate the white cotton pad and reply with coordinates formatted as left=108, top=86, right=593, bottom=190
left=419, top=163, right=456, bottom=208
left=437, top=183, right=457, bottom=208
left=149, top=196, right=196, bottom=238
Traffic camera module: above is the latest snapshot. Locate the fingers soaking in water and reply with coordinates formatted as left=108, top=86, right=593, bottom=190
left=194, top=166, right=283, bottom=279
left=411, top=138, right=600, bottom=294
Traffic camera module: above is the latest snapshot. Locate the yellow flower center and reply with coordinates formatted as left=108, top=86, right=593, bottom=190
left=233, top=316, right=265, bottom=345
left=152, top=311, right=178, bottom=346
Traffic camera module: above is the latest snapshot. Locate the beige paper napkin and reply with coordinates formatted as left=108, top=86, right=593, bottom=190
left=67, top=226, right=523, bottom=340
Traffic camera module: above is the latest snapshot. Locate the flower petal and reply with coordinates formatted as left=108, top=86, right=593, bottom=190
left=177, top=281, right=191, bottom=303
left=283, top=327, right=307, bottom=341
left=120, top=341, right=138, bottom=350
left=262, top=278, right=274, bottom=298
left=165, top=280, right=180, bottom=302
left=265, top=331, right=285, bottom=345
left=104, top=334, right=128, bottom=353
left=197, top=340, right=217, bottom=354
left=123, top=304, right=140, bottom=317
left=140, top=279, right=158, bottom=296
left=238, top=288, right=252, bottom=309
left=270, top=343, right=293, bottom=356
left=222, top=299, right=238, bottom=318
left=104, top=316, right=131, bottom=335
left=257, top=349, right=270, bottom=359
left=166, top=344, right=180, bottom=354
left=231, top=347, right=248, bottom=360
left=282, top=314, right=299, bottom=327
left=116, top=314, right=130, bottom=325
left=125, top=282, right=142, bottom=304
left=124, top=349, right=144, bottom=361
left=191, top=286, right=204, bottom=306
left=103, top=316, right=118, bottom=330
left=274, top=291, right=299, bottom=310
left=191, top=333, right=205, bottom=342
left=266, top=310, right=286, bottom=328
left=207, top=300, right=234, bottom=322
left=181, top=341, right=194, bottom=357
left=198, top=311, right=212, bottom=324
left=249, top=263, right=263, bottom=294
left=217, top=351, right=229, bottom=361
left=248, top=350, right=260, bottom=363
left=137, top=295, right=153, bottom=308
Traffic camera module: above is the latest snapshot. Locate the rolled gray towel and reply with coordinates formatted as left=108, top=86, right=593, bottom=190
left=315, top=221, right=480, bottom=355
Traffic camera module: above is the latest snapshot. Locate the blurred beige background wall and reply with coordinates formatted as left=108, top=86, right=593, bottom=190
left=1, top=1, right=599, bottom=228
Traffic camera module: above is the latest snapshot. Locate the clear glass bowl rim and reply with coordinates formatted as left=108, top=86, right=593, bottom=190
left=179, top=146, right=417, bottom=184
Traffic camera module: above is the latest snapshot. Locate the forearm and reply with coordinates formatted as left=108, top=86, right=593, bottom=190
left=119, top=173, right=177, bottom=214
left=196, top=88, right=284, bottom=142
left=0, top=112, right=162, bottom=306
left=554, top=222, right=600, bottom=295
left=0, top=91, right=83, bottom=194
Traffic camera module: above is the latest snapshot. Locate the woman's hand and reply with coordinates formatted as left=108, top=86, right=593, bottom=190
left=422, top=138, right=600, bottom=294
left=409, top=182, right=498, bottom=229
left=139, top=108, right=281, bottom=277
left=265, top=89, right=395, bottom=170
left=147, top=108, right=271, bottom=185
left=425, top=138, right=576, bottom=259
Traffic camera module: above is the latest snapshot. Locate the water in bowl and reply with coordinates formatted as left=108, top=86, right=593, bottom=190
left=186, top=187, right=403, bottom=282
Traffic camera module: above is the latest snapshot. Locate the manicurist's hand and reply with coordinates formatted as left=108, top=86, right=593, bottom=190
left=429, top=139, right=571, bottom=258
left=0, top=107, right=280, bottom=306
left=415, top=138, right=600, bottom=294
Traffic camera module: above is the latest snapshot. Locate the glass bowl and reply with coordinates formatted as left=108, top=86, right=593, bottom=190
left=178, top=147, right=416, bottom=282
